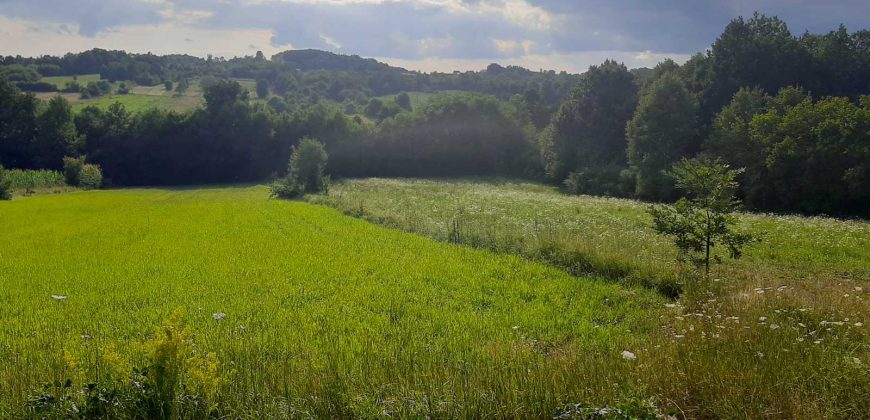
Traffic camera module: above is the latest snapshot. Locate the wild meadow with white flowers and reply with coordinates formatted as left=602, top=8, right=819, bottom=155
left=312, top=178, right=870, bottom=418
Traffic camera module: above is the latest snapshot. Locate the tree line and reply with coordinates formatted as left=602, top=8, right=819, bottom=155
left=1, top=13, right=868, bottom=216
left=542, top=13, right=869, bottom=216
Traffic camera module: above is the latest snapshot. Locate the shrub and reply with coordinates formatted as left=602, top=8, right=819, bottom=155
left=175, top=79, right=189, bottom=94
left=0, top=165, right=12, bottom=200
left=164, top=80, right=173, bottom=91
left=270, top=137, right=329, bottom=199
left=62, top=156, right=102, bottom=189
left=62, top=81, right=82, bottom=93
left=62, top=156, right=85, bottom=186
left=79, top=164, right=103, bottom=190
left=117, top=82, right=130, bottom=94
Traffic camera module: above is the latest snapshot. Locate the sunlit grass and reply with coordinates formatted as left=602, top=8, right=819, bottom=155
left=0, top=186, right=668, bottom=417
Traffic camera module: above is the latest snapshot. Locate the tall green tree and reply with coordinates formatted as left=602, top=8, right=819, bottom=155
left=627, top=72, right=699, bottom=200
left=752, top=95, right=870, bottom=215
left=33, top=96, right=79, bottom=169
left=396, top=92, right=412, bottom=111
left=703, top=12, right=808, bottom=122
left=539, top=60, right=638, bottom=184
left=0, top=78, right=38, bottom=168
left=704, top=87, right=772, bottom=206
left=256, top=79, right=269, bottom=99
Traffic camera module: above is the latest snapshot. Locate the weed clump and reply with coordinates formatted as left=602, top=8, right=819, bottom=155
left=26, top=308, right=229, bottom=419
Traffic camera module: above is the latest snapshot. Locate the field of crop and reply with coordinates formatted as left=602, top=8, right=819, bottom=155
left=3, top=168, right=72, bottom=196
left=0, top=186, right=671, bottom=418
left=311, top=178, right=870, bottom=418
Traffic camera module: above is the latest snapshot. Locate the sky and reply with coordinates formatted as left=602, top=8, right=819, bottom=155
left=0, top=0, right=867, bottom=73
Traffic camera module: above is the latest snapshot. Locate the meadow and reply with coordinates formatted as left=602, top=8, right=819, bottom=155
left=38, top=74, right=101, bottom=89
left=0, top=186, right=669, bottom=418
left=375, top=91, right=443, bottom=109
left=311, top=178, right=870, bottom=418
left=30, top=76, right=208, bottom=114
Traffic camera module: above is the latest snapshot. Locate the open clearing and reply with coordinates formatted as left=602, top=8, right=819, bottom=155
left=38, top=74, right=101, bottom=89
left=0, top=186, right=666, bottom=418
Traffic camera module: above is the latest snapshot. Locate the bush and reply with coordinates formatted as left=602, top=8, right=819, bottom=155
left=175, top=79, right=189, bottom=94
left=63, top=156, right=102, bottom=189
left=270, top=137, right=329, bottom=199
left=164, top=80, right=173, bottom=91
left=117, top=82, right=130, bottom=95
left=79, top=164, right=103, bottom=190
left=63, top=156, right=85, bottom=186
left=0, top=165, right=12, bottom=200
left=62, top=81, right=82, bottom=93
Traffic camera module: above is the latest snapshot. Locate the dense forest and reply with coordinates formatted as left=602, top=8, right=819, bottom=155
left=1, top=13, right=868, bottom=216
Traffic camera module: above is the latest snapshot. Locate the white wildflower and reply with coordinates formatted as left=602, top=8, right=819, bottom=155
left=770, top=324, right=780, bottom=330
left=621, top=350, right=637, bottom=361
left=212, top=312, right=226, bottom=320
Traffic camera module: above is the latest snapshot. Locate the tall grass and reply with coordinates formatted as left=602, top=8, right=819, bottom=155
left=311, top=178, right=870, bottom=418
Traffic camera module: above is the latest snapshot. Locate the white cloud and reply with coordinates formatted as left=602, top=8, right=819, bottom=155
left=319, top=34, right=343, bottom=49
left=0, top=15, right=292, bottom=58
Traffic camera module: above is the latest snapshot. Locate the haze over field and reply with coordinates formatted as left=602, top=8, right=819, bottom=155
left=1, top=0, right=868, bottom=72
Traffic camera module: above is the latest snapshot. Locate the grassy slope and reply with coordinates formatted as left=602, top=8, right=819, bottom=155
left=0, top=186, right=665, bottom=418
left=376, top=91, right=461, bottom=109
left=311, top=178, right=870, bottom=418
left=69, top=85, right=204, bottom=113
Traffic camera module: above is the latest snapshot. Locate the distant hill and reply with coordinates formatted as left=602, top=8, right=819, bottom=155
left=271, top=49, right=410, bottom=74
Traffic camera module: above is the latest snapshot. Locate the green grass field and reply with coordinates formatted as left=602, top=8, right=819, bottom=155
left=0, top=186, right=670, bottom=418
left=376, top=91, right=454, bottom=109
left=38, top=74, right=101, bottom=89
left=311, top=178, right=870, bottom=418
